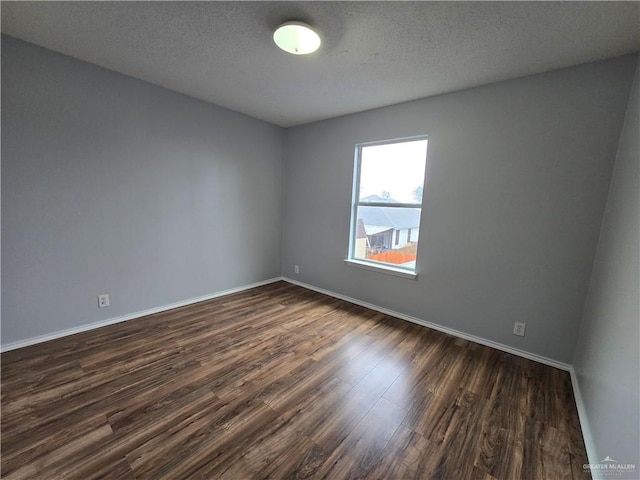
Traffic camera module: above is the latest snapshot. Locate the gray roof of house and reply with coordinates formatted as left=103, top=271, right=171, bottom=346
left=360, top=194, right=399, bottom=203
left=358, top=205, right=421, bottom=230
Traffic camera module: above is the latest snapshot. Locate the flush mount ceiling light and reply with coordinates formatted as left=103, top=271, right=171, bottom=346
left=273, top=21, right=321, bottom=55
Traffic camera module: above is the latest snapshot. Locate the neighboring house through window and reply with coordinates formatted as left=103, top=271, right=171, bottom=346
left=348, top=137, right=428, bottom=275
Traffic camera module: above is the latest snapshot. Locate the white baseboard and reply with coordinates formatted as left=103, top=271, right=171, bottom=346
left=569, top=367, right=599, bottom=477
left=0, top=277, right=283, bottom=353
left=283, top=278, right=604, bottom=464
left=282, top=277, right=602, bottom=465
left=282, top=276, right=572, bottom=371
left=3, top=275, right=572, bottom=370
left=4, top=274, right=595, bottom=469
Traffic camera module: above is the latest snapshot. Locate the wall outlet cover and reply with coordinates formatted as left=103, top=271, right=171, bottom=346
left=513, top=321, right=526, bottom=336
left=98, top=294, right=110, bottom=308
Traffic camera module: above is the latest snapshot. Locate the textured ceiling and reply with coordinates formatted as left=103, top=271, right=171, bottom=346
left=2, top=1, right=639, bottom=127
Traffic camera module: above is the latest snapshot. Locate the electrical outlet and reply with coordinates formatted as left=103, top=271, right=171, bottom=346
left=294, top=265, right=300, bottom=274
left=98, top=294, right=110, bottom=308
left=513, top=321, right=526, bottom=337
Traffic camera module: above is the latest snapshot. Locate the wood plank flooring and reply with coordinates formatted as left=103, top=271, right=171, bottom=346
left=1, top=281, right=590, bottom=479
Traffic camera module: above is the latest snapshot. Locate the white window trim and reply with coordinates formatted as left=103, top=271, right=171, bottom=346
left=347, top=135, right=427, bottom=278
left=344, top=258, right=418, bottom=279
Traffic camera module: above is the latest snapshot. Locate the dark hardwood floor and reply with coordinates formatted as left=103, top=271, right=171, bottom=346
left=1, top=281, right=590, bottom=479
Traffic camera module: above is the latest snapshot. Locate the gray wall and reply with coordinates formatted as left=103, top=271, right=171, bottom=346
left=282, top=56, right=636, bottom=364
left=573, top=58, right=639, bottom=474
left=1, top=36, right=284, bottom=346
left=2, top=34, right=638, bottom=464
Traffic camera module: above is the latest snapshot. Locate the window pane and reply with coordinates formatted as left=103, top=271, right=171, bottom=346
left=358, top=139, right=427, bottom=204
left=353, top=205, right=420, bottom=270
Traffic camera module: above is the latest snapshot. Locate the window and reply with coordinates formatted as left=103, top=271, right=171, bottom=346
left=347, top=136, right=428, bottom=278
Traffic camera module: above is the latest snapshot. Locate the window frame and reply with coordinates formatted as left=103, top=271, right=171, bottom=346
left=346, top=135, right=428, bottom=279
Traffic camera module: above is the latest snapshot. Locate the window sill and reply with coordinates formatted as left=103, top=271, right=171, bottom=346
left=344, top=259, right=418, bottom=280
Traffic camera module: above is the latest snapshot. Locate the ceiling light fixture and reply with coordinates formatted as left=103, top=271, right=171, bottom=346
left=273, top=21, right=321, bottom=55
